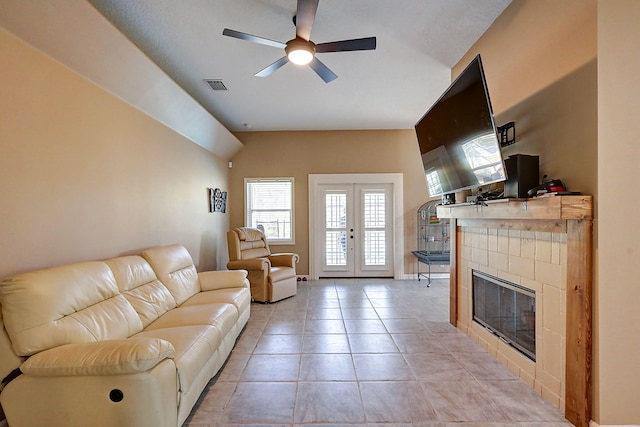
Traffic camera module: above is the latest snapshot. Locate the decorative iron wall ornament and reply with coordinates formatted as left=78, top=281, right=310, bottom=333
left=209, top=188, right=227, bottom=213
left=498, top=121, right=516, bottom=147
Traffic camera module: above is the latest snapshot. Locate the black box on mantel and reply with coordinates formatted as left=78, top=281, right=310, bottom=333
left=504, top=154, right=539, bottom=198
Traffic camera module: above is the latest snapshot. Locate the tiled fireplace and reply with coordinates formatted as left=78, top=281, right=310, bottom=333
left=437, top=196, right=593, bottom=427
left=458, top=227, right=567, bottom=407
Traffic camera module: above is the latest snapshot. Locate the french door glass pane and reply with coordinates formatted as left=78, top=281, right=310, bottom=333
left=325, top=193, right=347, bottom=266
left=363, top=191, right=386, bottom=266
left=325, top=193, right=346, bottom=228
left=325, top=231, right=347, bottom=266
left=364, top=230, right=385, bottom=265
left=363, top=193, right=385, bottom=227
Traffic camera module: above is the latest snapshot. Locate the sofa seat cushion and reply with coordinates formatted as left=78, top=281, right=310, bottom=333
left=269, top=266, right=296, bottom=282
left=105, top=256, right=176, bottom=328
left=134, top=325, right=220, bottom=395
left=181, top=288, right=251, bottom=315
left=144, top=303, right=238, bottom=337
left=0, top=261, right=142, bottom=356
left=20, top=338, right=175, bottom=376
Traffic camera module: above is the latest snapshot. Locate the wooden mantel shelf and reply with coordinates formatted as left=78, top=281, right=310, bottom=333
left=440, top=194, right=593, bottom=427
left=436, top=195, right=593, bottom=221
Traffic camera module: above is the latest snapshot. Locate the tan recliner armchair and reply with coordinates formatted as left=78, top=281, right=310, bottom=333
left=226, top=227, right=299, bottom=303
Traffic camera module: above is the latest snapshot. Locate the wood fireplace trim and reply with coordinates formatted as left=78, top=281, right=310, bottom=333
left=437, top=195, right=593, bottom=427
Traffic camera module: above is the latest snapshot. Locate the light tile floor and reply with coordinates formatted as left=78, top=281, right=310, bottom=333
left=184, top=278, right=573, bottom=426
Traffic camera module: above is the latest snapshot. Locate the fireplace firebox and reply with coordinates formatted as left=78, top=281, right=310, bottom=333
left=472, top=270, right=536, bottom=361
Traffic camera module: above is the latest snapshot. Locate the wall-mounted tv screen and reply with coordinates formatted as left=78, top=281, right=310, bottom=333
left=415, top=54, right=506, bottom=197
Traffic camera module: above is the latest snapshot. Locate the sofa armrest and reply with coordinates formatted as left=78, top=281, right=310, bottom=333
left=227, top=258, right=270, bottom=272
left=269, top=253, right=299, bottom=268
left=20, top=338, right=174, bottom=377
left=198, top=270, right=250, bottom=291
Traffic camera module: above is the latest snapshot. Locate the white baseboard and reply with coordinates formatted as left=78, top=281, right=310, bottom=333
left=590, top=421, right=640, bottom=427
left=403, top=273, right=450, bottom=280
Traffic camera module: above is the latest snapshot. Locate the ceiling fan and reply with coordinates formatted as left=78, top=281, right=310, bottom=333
left=222, top=0, right=376, bottom=83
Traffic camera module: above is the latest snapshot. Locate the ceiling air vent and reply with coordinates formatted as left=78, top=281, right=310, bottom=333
left=204, top=79, right=227, bottom=91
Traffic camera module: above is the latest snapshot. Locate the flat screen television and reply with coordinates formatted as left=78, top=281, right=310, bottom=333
left=415, top=54, right=506, bottom=198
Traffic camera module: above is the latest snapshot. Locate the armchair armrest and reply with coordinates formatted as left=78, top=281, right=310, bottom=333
left=198, top=270, right=250, bottom=291
left=227, top=258, right=270, bottom=271
left=20, top=338, right=174, bottom=377
left=269, top=253, right=299, bottom=268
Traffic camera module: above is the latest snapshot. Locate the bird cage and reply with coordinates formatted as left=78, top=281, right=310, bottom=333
left=412, top=200, right=450, bottom=284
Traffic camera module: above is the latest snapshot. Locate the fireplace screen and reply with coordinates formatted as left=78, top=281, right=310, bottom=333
left=472, top=270, right=536, bottom=361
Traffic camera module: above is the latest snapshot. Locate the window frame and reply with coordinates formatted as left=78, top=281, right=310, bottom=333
left=244, top=177, right=295, bottom=245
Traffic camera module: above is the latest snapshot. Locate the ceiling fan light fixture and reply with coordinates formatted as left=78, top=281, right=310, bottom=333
left=285, top=38, right=315, bottom=65
left=222, top=0, right=377, bottom=82
left=288, top=49, right=313, bottom=65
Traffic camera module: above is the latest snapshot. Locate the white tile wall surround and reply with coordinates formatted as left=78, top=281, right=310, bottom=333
left=458, top=226, right=568, bottom=413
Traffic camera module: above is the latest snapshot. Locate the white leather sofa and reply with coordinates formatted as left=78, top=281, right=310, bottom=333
left=0, top=244, right=251, bottom=427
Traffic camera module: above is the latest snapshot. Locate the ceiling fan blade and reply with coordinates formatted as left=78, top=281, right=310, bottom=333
left=255, top=56, right=290, bottom=78
left=295, top=0, right=319, bottom=40
left=308, top=57, right=337, bottom=83
left=316, top=37, right=377, bottom=53
left=222, top=28, right=286, bottom=49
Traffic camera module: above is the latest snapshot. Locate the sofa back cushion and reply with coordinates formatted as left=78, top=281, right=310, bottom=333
left=229, top=227, right=271, bottom=260
left=105, top=256, right=177, bottom=328
left=0, top=261, right=143, bottom=356
left=141, top=245, right=200, bottom=306
left=0, top=307, right=24, bottom=380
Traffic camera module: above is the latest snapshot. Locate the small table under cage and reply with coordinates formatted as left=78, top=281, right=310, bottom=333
left=412, top=200, right=450, bottom=285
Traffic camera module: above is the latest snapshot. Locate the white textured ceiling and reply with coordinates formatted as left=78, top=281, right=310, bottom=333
left=5, top=0, right=510, bottom=133
left=85, top=0, right=511, bottom=132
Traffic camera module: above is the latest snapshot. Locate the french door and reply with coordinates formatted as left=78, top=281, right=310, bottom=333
left=316, top=183, right=394, bottom=277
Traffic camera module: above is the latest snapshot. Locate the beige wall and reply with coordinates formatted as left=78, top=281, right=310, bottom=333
left=455, top=0, right=597, bottom=117
left=0, top=28, right=231, bottom=279
left=229, top=130, right=433, bottom=276
left=495, top=60, right=597, bottom=197
left=597, top=1, right=640, bottom=424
